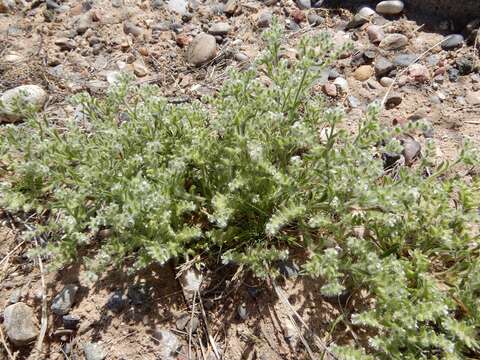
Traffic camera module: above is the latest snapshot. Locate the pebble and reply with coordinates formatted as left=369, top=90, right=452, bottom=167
left=176, top=314, right=199, bottom=333
left=153, top=327, right=180, bottom=359
left=401, top=137, right=421, bottom=165
left=374, top=57, right=395, bottom=77
left=348, top=7, right=375, bottom=28
left=385, top=93, right=402, bottom=109
left=366, top=78, right=382, bottom=90
left=426, top=55, right=440, bottom=66
left=62, top=314, right=80, bottom=330
left=466, top=91, right=480, bottom=105
left=441, top=34, right=464, bottom=50
left=353, top=65, right=374, bottom=81
left=224, top=0, right=237, bottom=15
left=307, top=13, right=324, bottom=26
left=106, top=291, right=127, bottom=312
left=123, top=21, right=142, bottom=37
left=347, top=95, right=361, bottom=108
left=186, top=33, right=217, bottom=66
left=209, top=22, right=231, bottom=36
left=55, top=37, right=76, bottom=51
left=363, top=50, right=376, bottom=62
left=448, top=68, right=460, bottom=82
left=75, top=13, right=92, bottom=35
left=237, top=303, right=248, bottom=320
left=348, top=13, right=369, bottom=28
left=393, top=53, right=417, bottom=67
left=376, top=1, right=404, bottom=15
left=179, top=268, right=203, bottom=301
left=234, top=52, right=249, bottom=62
left=380, top=76, right=394, bottom=87
left=328, top=68, right=341, bottom=79
left=46, top=0, right=59, bottom=9
left=429, top=95, right=442, bottom=104
left=84, top=342, right=106, bottom=360
left=333, top=77, right=349, bottom=93
left=296, top=0, right=311, bottom=9
left=0, top=85, right=48, bottom=123
left=380, top=33, right=408, bottom=50
left=367, top=25, right=385, bottom=44
left=323, top=83, right=337, bottom=97
left=257, top=10, right=273, bottom=28
left=408, top=64, right=430, bottom=82
left=133, top=60, right=148, bottom=77
left=3, top=52, right=23, bottom=63
left=3, top=302, right=39, bottom=346
left=278, top=260, right=300, bottom=277
left=127, top=284, right=150, bottom=306
left=8, top=289, right=22, bottom=304
left=166, top=0, right=187, bottom=14
left=291, top=9, right=306, bottom=24
left=175, top=314, right=189, bottom=331
left=285, top=19, right=301, bottom=31
left=436, top=91, right=446, bottom=101
left=51, top=284, right=79, bottom=316
left=350, top=52, right=367, bottom=68
left=358, top=6, right=376, bottom=18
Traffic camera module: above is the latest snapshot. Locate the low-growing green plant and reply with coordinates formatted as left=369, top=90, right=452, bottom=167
left=1, top=22, right=480, bottom=359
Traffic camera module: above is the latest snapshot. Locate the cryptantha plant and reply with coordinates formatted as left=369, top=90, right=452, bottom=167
left=1, top=21, right=479, bottom=359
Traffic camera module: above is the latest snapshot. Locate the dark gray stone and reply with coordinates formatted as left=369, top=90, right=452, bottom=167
left=328, top=68, right=341, bottom=79
left=307, top=13, right=324, bottom=26
left=127, top=284, right=150, bottom=306
left=441, top=34, right=464, bottom=50
left=257, top=10, right=273, bottom=28
left=106, top=291, right=127, bottom=312
left=347, top=13, right=369, bottom=28
left=51, top=284, right=79, bottom=316
left=456, top=56, right=475, bottom=75
left=296, top=0, right=311, bottom=9
left=401, top=137, right=421, bottom=165
left=393, top=53, right=417, bottom=67
left=375, top=57, right=395, bottom=77
left=62, top=314, right=80, bottom=330
left=46, top=0, right=60, bottom=9
left=278, top=260, right=299, bottom=277
left=448, top=67, right=460, bottom=82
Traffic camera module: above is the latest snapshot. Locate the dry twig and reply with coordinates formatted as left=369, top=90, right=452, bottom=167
left=188, top=291, right=197, bottom=360
left=270, top=278, right=338, bottom=360
left=198, top=293, right=221, bottom=360
left=0, top=239, right=25, bottom=267
left=27, top=236, right=48, bottom=360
